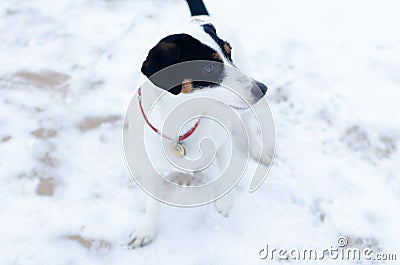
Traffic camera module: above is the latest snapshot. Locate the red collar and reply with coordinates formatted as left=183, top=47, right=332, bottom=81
left=137, top=87, right=200, bottom=142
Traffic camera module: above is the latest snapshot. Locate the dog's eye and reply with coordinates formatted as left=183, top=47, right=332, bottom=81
left=204, top=63, right=216, bottom=73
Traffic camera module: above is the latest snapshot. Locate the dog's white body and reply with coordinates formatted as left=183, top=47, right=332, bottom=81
left=124, top=17, right=274, bottom=248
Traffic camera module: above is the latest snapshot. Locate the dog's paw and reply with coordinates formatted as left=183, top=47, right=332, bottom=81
left=251, top=146, right=274, bottom=167
left=258, top=148, right=274, bottom=166
left=214, top=194, right=234, bottom=217
left=127, top=225, right=157, bottom=249
left=216, top=205, right=231, bottom=217
left=169, top=172, right=200, bottom=186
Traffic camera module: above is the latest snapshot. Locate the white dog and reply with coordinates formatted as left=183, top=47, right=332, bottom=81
left=123, top=0, right=274, bottom=248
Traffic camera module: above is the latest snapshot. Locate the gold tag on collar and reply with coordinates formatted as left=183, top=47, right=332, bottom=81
left=171, top=142, right=185, bottom=157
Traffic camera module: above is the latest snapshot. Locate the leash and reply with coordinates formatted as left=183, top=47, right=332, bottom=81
left=137, top=87, right=200, bottom=157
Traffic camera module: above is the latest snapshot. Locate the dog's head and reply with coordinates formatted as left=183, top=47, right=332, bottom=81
left=141, top=21, right=267, bottom=110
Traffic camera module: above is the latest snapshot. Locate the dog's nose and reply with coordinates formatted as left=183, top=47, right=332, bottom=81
left=255, top=81, right=268, bottom=95
left=250, top=80, right=268, bottom=102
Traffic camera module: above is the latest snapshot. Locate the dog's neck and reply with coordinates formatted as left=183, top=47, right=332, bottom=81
left=138, top=83, right=201, bottom=138
left=138, top=81, right=241, bottom=144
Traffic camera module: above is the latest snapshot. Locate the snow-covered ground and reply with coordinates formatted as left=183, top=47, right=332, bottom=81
left=1, top=0, right=399, bottom=264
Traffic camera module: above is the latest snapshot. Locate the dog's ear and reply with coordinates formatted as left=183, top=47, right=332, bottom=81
left=141, top=35, right=188, bottom=95
left=141, top=41, right=180, bottom=78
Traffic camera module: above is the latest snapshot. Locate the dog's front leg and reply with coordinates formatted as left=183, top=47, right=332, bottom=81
left=248, top=123, right=274, bottom=166
left=243, top=104, right=275, bottom=167
left=127, top=195, right=160, bottom=248
left=213, top=143, right=237, bottom=217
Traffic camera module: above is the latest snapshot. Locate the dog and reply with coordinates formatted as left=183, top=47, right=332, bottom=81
left=124, top=0, right=272, bottom=248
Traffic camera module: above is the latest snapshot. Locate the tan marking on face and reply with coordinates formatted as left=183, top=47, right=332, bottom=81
left=213, top=52, right=222, bottom=61
left=181, top=79, right=193, bottom=94
left=223, top=43, right=231, bottom=55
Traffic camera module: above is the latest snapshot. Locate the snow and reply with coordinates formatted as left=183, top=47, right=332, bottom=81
left=1, top=0, right=399, bottom=264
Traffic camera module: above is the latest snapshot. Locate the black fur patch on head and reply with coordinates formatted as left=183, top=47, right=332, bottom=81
left=202, top=23, right=232, bottom=61
left=141, top=34, right=224, bottom=94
